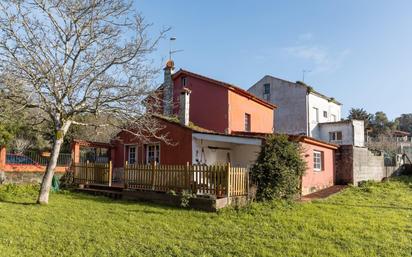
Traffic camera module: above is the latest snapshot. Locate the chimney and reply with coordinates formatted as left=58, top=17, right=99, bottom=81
left=179, top=88, right=191, bottom=126
left=163, top=59, right=174, bottom=116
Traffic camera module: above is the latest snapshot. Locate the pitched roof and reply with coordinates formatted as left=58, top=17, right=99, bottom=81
left=231, top=131, right=339, bottom=150
left=153, top=114, right=265, bottom=140
left=172, top=69, right=277, bottom=109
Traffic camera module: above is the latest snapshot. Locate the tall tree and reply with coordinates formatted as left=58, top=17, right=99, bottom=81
left=347, top=108, right=373, bottom=127
left=396, top=114, right=412, bottom=133
left=0, top=0, right=168, bottom=204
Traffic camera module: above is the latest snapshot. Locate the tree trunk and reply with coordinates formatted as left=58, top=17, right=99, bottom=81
left=37, top=121, right=71, bottom=205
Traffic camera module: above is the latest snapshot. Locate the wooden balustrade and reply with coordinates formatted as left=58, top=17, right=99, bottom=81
left=72, top=161, right=249, bottom=198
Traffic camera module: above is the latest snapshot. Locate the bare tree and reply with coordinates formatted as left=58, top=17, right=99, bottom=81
left=0, top=0, right=168, bottom=204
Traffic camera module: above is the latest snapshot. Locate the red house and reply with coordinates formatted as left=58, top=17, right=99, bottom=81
left=110, top=60, right=276, bottom=169
left=74, top=60, right=338, bottom=196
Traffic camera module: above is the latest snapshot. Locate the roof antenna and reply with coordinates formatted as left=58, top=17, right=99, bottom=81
left=302, top=69, right=311, bottom=82
left=169, top=37, right=183, bottom=60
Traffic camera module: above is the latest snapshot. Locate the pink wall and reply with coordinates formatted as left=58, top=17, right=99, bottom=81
left=228, top=90, right=274, bottom=133
left=112, top=118, right=193, bottom=167
left=172, top=73, right=229, bottom=133
left=300, top=142, right=335, bottom=195
left=0, top=147, right=67, bottom=173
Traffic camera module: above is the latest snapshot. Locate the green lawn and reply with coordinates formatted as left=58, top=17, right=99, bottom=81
left=0, top=178, right=412, bottom=257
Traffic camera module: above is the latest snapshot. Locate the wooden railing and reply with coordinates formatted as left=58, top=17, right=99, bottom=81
left=124, top=163, right=249, bottom=198
left=73, top=161, right=113, bottom=186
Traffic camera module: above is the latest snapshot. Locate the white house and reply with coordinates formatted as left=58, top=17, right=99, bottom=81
left=248, top=75, right=365, bottom=146
left=318, top=120, right=365, bottom=147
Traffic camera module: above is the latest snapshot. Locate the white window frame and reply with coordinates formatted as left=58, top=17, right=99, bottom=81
left=126, top=145, right=138, bottom=164
left=329, top=131, right=343, bottom=143
left=312, top=107, right=319, bottom=123
left=313, top=150, right=323, bottom=171
left=323, top=111, right=328, bottom=118
left=181, top=76, right=187, bottom=87
left=331, top=114, right=337, bottom=122
left=146, top=143, right=160, bottom=164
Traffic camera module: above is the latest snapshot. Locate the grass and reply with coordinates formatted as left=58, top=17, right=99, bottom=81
left=0, top=178, right=412, bottom=257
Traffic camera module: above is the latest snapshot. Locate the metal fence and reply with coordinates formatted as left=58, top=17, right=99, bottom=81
left=6, top=151, right=72, bottom=167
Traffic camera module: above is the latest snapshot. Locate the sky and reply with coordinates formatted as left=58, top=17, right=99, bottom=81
left=135, top=0, right=412, bottom=120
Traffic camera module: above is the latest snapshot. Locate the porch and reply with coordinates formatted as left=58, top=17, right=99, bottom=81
left=72, top=162, right=250, bottom=210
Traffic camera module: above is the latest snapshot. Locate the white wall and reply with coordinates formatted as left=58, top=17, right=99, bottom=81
left=308, top=93, right=342, bottom=138
left=318, top=120, right=365, bottom=147
left=192, top=138, right=261, bottom=167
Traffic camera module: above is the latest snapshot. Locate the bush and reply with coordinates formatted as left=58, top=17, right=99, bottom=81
left=251, top=134, right=307, bottom=201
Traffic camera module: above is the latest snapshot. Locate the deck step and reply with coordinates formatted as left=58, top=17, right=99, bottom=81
left=75, top=188, right=123, bottom=200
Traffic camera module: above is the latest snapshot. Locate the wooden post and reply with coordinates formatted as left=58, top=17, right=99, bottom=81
left=124, top=161, right=128, bottom=189
left=108, top=161, right=112, bottom=187
left=151, top=161, right=157, bottom=191
left=246, top=168, right=250, bottom=198
left=186, top=162, right=190, bottom=192
left=85, top=160, right=89, bottom=186
left=226, top=162, right=231, bottom=205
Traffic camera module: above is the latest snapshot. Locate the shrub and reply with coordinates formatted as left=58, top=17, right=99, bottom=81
left=251, top=134, right=307, bottom=201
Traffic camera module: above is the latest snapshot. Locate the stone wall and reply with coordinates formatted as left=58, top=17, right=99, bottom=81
left=336, top=145, right=400, bottom=185
left=0, top=171, right=64, bottom=184
left=335, top=145, right=354, bottom=184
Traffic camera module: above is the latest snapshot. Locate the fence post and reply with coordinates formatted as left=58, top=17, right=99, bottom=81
left=246, top=169, right=250, bottom=199
left=185, top=162, right=190, bottom=191
left=226, top=162, right=231, bottom=205
left=124, top=161, right=128, bottom=189
left=108, top=161, right=112, bottom=187
left=151, top=161, right=157, bottom=191
left=85, top=160, right=89, bottom=186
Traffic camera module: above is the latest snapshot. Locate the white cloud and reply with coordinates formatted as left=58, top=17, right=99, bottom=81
left=284, top=44, right=350, bottom=74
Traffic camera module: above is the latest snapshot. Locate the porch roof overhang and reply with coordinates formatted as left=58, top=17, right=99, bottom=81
left=192, top=133, right=263, bottom=146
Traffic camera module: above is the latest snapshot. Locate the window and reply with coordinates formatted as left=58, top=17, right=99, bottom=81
left=312, top=107, right=319, bottom=123
left=329, top=131, right=343, bottom=142
left=331, top=114, right=337, bottom=122
left=313, top=151, right=323, bottom=171
left=264, top=83, right=270, bottom=94
left=244, top=113, right=251, bottom=132
left=128, top=146, right=137, bottom=164
left=323, top=111, right=328, bottom=118
left=181, top=76, right=187, bottom=86
left=263, top=83, right=270, bottom=101
left=146, top=144, right=160, bottom=164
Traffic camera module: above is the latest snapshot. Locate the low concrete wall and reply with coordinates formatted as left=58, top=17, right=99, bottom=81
left=336, top=145, right=401, bottom=185
left=122, top=190, right=248, bottom=211
left=0, top=171, right=64, bottom=184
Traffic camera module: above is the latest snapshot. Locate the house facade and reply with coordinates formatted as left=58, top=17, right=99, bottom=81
left=318, top=120, right=365, bottom=147
left=247, top=75, right=368, bottom=148
left=72, top=61, right=339, bottom=196
left=157, top=61, right=276, bottom=135
left=292, top=136, right=338, bottom=195
left=111, top=61, right=275, bottom=169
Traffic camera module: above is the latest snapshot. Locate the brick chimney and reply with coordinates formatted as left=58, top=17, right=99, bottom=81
left=163, top=59, right=174, bottom=116
left=179, top=88, right=191, bottom=126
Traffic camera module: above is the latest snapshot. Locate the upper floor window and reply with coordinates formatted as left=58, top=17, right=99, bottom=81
left=263, top=83, right=270, bottom=101
left=263, top=83, right=270, bottom=94
left=245, top=113, right=251, bottom=132
left=312, top=107, right=319, bottom=123
left=181, top=76, right=187, bottom=87
left=323, top=111, right=328, bottom=118
left=331, top=114, right=337, bottom=122
left=313, top=150, right=323, bottom=171
left=329, top=131, right=343, bottom=142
